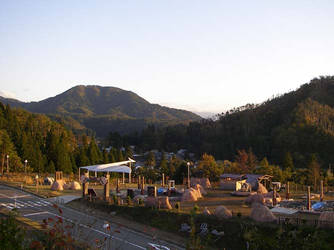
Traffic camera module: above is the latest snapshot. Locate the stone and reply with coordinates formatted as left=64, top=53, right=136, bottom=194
left=214, top=206, right=232, bottom=219
left=250, top=203, right=276, bottom=222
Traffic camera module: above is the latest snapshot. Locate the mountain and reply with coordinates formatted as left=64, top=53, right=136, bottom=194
left=123, top=76, right=334, bottom=169
left=0, top=85, right=201, bottom=137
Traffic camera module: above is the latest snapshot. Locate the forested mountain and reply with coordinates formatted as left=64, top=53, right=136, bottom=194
left=121, top=76, right=334, bottom=169
left=0, top=85, right=201, bottom=137
left=0, top=102, right=119, bottom=174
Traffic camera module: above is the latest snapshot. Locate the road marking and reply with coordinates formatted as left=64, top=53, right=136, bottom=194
left=0, top=193, right=30, bottom=198
left=45, top=211, right=146, bottom=250
left=24, top=211, right=49, bottom=217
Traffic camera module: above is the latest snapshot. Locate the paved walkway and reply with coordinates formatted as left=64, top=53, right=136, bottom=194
left=48, top=195, right=80, bottom=204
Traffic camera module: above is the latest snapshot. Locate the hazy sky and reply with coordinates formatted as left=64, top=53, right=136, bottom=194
left=1, top=1, right=333, bottom=114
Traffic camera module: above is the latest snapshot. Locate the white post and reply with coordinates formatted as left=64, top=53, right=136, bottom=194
left=129, top=162, right=132, bottom=183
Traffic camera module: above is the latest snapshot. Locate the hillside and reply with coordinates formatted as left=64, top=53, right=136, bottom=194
left=123, top=76, right=334, bottom=169
left=0, top=85, right=201, bottom=137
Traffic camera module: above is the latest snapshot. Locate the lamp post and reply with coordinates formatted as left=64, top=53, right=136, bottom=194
left=187, top=162, right=190, bottom=189
left=6, top=155, right=9, bottom=173
left=24, top=160, right=28, bottom=175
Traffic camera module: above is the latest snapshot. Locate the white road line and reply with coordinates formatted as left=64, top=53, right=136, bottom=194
left=24, top=211, right=49, bottom=217
left=27, top=201, right=42, bottom=206
left=0, top=193, right=30, bottom=198
left=1, top=203, right=14, bottom=209
left=46, top=211, right=146, bottom=250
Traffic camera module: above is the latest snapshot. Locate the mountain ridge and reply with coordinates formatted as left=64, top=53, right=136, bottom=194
left=0, top=85, right=201, bottom=136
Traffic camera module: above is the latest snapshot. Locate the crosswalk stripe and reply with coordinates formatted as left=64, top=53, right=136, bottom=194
left=0, top=200, right=52, bottom=209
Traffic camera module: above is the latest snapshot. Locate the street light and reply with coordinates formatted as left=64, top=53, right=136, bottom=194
left=187, top=162, right=190, bottom=189
left=6, top=155, right=9, bottom=173
left=24, top=160, right=28, bottom=174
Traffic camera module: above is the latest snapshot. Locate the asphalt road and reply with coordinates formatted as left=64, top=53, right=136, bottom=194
left=0, top=184, right=184, bottom=250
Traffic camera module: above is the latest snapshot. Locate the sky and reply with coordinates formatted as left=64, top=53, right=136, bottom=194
left=1, top=1, right=334, bottom=115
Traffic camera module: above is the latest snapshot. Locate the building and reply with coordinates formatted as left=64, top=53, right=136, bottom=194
left=220, top=173, right=272, bottom=191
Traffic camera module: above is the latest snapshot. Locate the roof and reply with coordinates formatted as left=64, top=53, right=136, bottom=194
left=79, top=158, right=135, bottom=173
left=220, top=173, right=272, bottom=184
left=220, top=174, right=245, bottom=179
left=81, top=164, right=132, bottom=173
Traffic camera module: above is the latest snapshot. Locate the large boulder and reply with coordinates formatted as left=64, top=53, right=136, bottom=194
left=245, top=194, right=265, bottom=205
left=195, top=184, right=207, bottom=196
left=70, top=181, right=81, bottom=190
left=133, top=195, right=146, bottom=203
left=145, top=197, right=157, bottom=207
left=157, top=197, right=172, bottom=210
left=257, top=183, right=268, bottom=194
left=203, top=207, right=211, bottom=216
left=250, top=203, right=276, bottom=222
left=51, top=180, right=64, bottom=191
left=191, top=177, right=211, bottom=189
left=144, top=196, right=172, bottom=209
left=181, top=188, right=199, bottom=202
left=214, top=206, right=232, bottom=219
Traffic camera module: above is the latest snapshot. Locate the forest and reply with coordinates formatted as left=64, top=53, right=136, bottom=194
left=117, top=76, right=334, bottom=172
left=0, top=102, right=130, bottom=174
left=2, top=76, right=334, bottom=187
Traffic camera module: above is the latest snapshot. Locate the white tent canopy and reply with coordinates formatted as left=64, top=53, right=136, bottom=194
left=79, top=158, right=135, bottom=174
left=81, top=165, right=131, bottom=173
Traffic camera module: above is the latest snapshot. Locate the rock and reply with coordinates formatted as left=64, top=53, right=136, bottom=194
left=191, top=177, right=211, bottom=189
left=181, top=188, right=201, bottom=202
left=145, top=196, right=157, bottom=208
left=245, top=194, right=265, bottom=205
left=51, top=180, right=64, bottom=191
left=70, top=181, right=81, bottom=190
left=214, top=205, right=232, bottom=219
left=250, top=202, right=276, bottom=222
left=195, top=184, right=207, bottom=196
left=157, top=196, right=172, bottom=210
left=257, top=183, right=268, bottom=194
left=144, top=196, right=172, bottom=209
left=203, top=207, right=211, bottom=215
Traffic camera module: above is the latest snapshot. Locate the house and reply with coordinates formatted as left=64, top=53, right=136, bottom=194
left=244, top=174, right=272, bottom=191
left=220, top=174, right=246, bottom=191
left=220, top=173, right=272, bottom=191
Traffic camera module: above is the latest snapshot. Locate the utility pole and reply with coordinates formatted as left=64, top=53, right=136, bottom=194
left=6, top=155, right=9, bottom=173
left=187, top=162, right=190, bottom=189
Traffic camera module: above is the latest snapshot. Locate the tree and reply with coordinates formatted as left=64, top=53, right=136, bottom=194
left=283, top=152, right=294, bottom=170
left=259, top=157, right=269, bottom=168
left=158, top=152, right=168, bottom=174
left=46, top=161, right=55, bottom=173
left=308, top=154, right=321, bottom=191
left=109, top=149, right=116, bottom=163
left=102, top=149, right=109, bottom=164
left=235, top=149, right=249, bottom=173
left=87, top=138, right=101, bottom=165
left=117, top=149, right=124, bottom=162
left=0, top=130, right=22, bottom=173
left=145, top=151, right=156, bottom=168
left=125, top=146, right=133, bottom=159
left=195, top=153, right=222, bottom=181
left=247, top=148, right=257, bottom=172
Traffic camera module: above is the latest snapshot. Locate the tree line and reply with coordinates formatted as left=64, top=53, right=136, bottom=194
left=0, top=103, right=131, bottom=174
